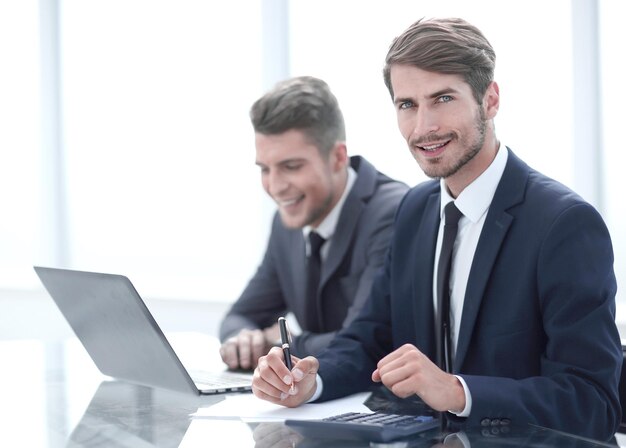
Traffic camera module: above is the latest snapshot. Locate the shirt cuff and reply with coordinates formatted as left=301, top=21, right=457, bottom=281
left=306, top=374, right=324, bottom=403
left=448, top=375, right=472, bottom=417
left=444, top=431, right=471, bottom=448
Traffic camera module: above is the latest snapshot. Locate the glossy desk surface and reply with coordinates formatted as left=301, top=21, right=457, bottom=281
left=0, top=336, right=618, bottom=448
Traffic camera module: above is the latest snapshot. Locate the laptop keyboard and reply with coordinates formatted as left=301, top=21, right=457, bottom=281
left=191, top=371, right=252, bottom=392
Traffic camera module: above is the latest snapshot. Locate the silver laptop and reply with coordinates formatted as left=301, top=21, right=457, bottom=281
left=34, top=266, right=252, bottom=395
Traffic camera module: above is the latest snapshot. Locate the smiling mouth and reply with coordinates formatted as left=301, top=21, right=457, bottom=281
left=277, top=195, right=304, bottom=208
left=418, top=140, right=450, bottom=152
left=410, top=131, right=458, bottom=156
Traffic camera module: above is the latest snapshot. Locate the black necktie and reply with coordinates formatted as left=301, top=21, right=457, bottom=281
left=436, top=202, right=464, bottom=374
left=304, top=231, right=325, bottom=332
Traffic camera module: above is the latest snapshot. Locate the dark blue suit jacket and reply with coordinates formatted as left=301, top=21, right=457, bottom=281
left=316, top=149, right=621, bottom=440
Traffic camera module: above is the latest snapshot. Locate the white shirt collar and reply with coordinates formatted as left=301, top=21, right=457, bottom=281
left=439, top=143, right=508, bottom=223
left=304, top=166, right=357, bottom=241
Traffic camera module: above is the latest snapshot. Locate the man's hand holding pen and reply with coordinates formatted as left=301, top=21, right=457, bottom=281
left=252, top=317, right=319, bottom=407
left=252, top=321, right=465, bottom=413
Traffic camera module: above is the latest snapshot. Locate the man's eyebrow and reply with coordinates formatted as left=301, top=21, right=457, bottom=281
left=426, top=87, right=460, bottom=99
left=393, top=96, right=414, bottom=106
left=393, top=87, right=461, bottom=106
left=255, top=158, right=306, bottom=167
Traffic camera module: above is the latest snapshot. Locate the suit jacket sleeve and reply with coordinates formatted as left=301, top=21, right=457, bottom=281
left=314, top=245, right=396, bottom=398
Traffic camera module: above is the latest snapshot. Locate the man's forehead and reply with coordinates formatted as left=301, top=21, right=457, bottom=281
left=390, top=65, right=468, bottom=95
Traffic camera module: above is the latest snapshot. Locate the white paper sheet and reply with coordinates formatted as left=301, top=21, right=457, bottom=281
left=192, top=391, right=372, bottom=422
left=179, top=420, right=257, bottom=447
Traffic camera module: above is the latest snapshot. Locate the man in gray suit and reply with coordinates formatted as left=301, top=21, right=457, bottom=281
left=219, top=76, right=408, bottom=370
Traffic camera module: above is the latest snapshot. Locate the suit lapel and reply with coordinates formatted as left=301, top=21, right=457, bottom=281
left=454, top=149, right=528, bottom=370
left=321, top=157, right=376, bottom=285
left=322, top=195, right=363, bottom=284
left=412, top=192, right=441, bottom=361
left=454, top=210, right=512, bottom=369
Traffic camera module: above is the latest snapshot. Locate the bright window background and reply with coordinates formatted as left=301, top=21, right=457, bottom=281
left=599, top=1, right=626, bottom=319
left=0, top=1, right=623, bottom=314
left=0, top=0, right=43, bottom=287
left=59, top=0, right=266, bottom=300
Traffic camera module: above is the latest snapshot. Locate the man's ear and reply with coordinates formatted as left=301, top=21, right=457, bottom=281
left=330, top=142, right=348, bottom=172
left=483, top=81, right=500, bottom=119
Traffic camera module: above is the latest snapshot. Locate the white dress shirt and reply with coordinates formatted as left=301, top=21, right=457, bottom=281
left=435, top=144, right=508, bottom=416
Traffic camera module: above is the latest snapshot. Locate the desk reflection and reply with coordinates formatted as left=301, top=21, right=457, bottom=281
left=0, top=338, right=619, bottom=447
left=66, top=381, right=198, bottom=447
left=179, top=419, right=617, bottom=448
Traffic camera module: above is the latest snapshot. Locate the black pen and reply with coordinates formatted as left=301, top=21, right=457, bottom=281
left=278, top=316, right=293, bottom=370
left=278, top=317, right=296, bottom=393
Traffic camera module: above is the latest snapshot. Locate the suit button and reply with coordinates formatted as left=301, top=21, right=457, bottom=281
left=481, top=418, right=491, bottom=426
left=501, top=418, right=511, bottom=426
left=490, top=418, right=500, bottom=426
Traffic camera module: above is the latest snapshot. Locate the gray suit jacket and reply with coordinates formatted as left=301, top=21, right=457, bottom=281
left=219, top=156, right=408, bottom=357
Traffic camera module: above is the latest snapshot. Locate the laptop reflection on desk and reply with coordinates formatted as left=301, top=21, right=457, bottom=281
left=67, top=381, right=194, bottom=448
left=34, top=266, right=252, bottom=395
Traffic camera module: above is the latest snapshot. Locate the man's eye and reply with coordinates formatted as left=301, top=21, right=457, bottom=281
left=437, top=95, right=453, bottom=103
left=285, top=163, right=302, bottom=171
left=399, top=100, right=414, bottom=110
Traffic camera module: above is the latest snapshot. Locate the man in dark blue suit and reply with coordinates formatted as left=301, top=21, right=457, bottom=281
left=251, top=18, right=621, bottom=440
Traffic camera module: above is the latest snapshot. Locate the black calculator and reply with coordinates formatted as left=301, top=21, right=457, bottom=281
left=285, top=411, right=439, bottom=442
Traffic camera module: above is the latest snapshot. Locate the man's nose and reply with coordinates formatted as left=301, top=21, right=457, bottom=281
left=266, top=171, right=288, bottom=196
left=411, top=108, right=439, bottom=139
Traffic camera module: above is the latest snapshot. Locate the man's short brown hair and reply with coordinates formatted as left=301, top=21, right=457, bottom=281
left=383, top=18, right=496, bottom=104
left=250, top=76, right=346, bottom=156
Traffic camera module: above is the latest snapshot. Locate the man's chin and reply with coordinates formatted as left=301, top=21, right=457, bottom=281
left=278, top=213, right=306, bottom=229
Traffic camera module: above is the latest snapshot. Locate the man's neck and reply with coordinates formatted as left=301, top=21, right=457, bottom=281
left=306, top=165, right=357, bottom=238
left=445, top=138, right=500, bottom=199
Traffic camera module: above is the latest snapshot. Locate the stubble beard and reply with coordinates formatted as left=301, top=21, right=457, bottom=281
left=303, top=190, right=334, bottom=228
left=413, top=107, right=487, bottom=180
left=279, top=186, right=335, bottom=230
